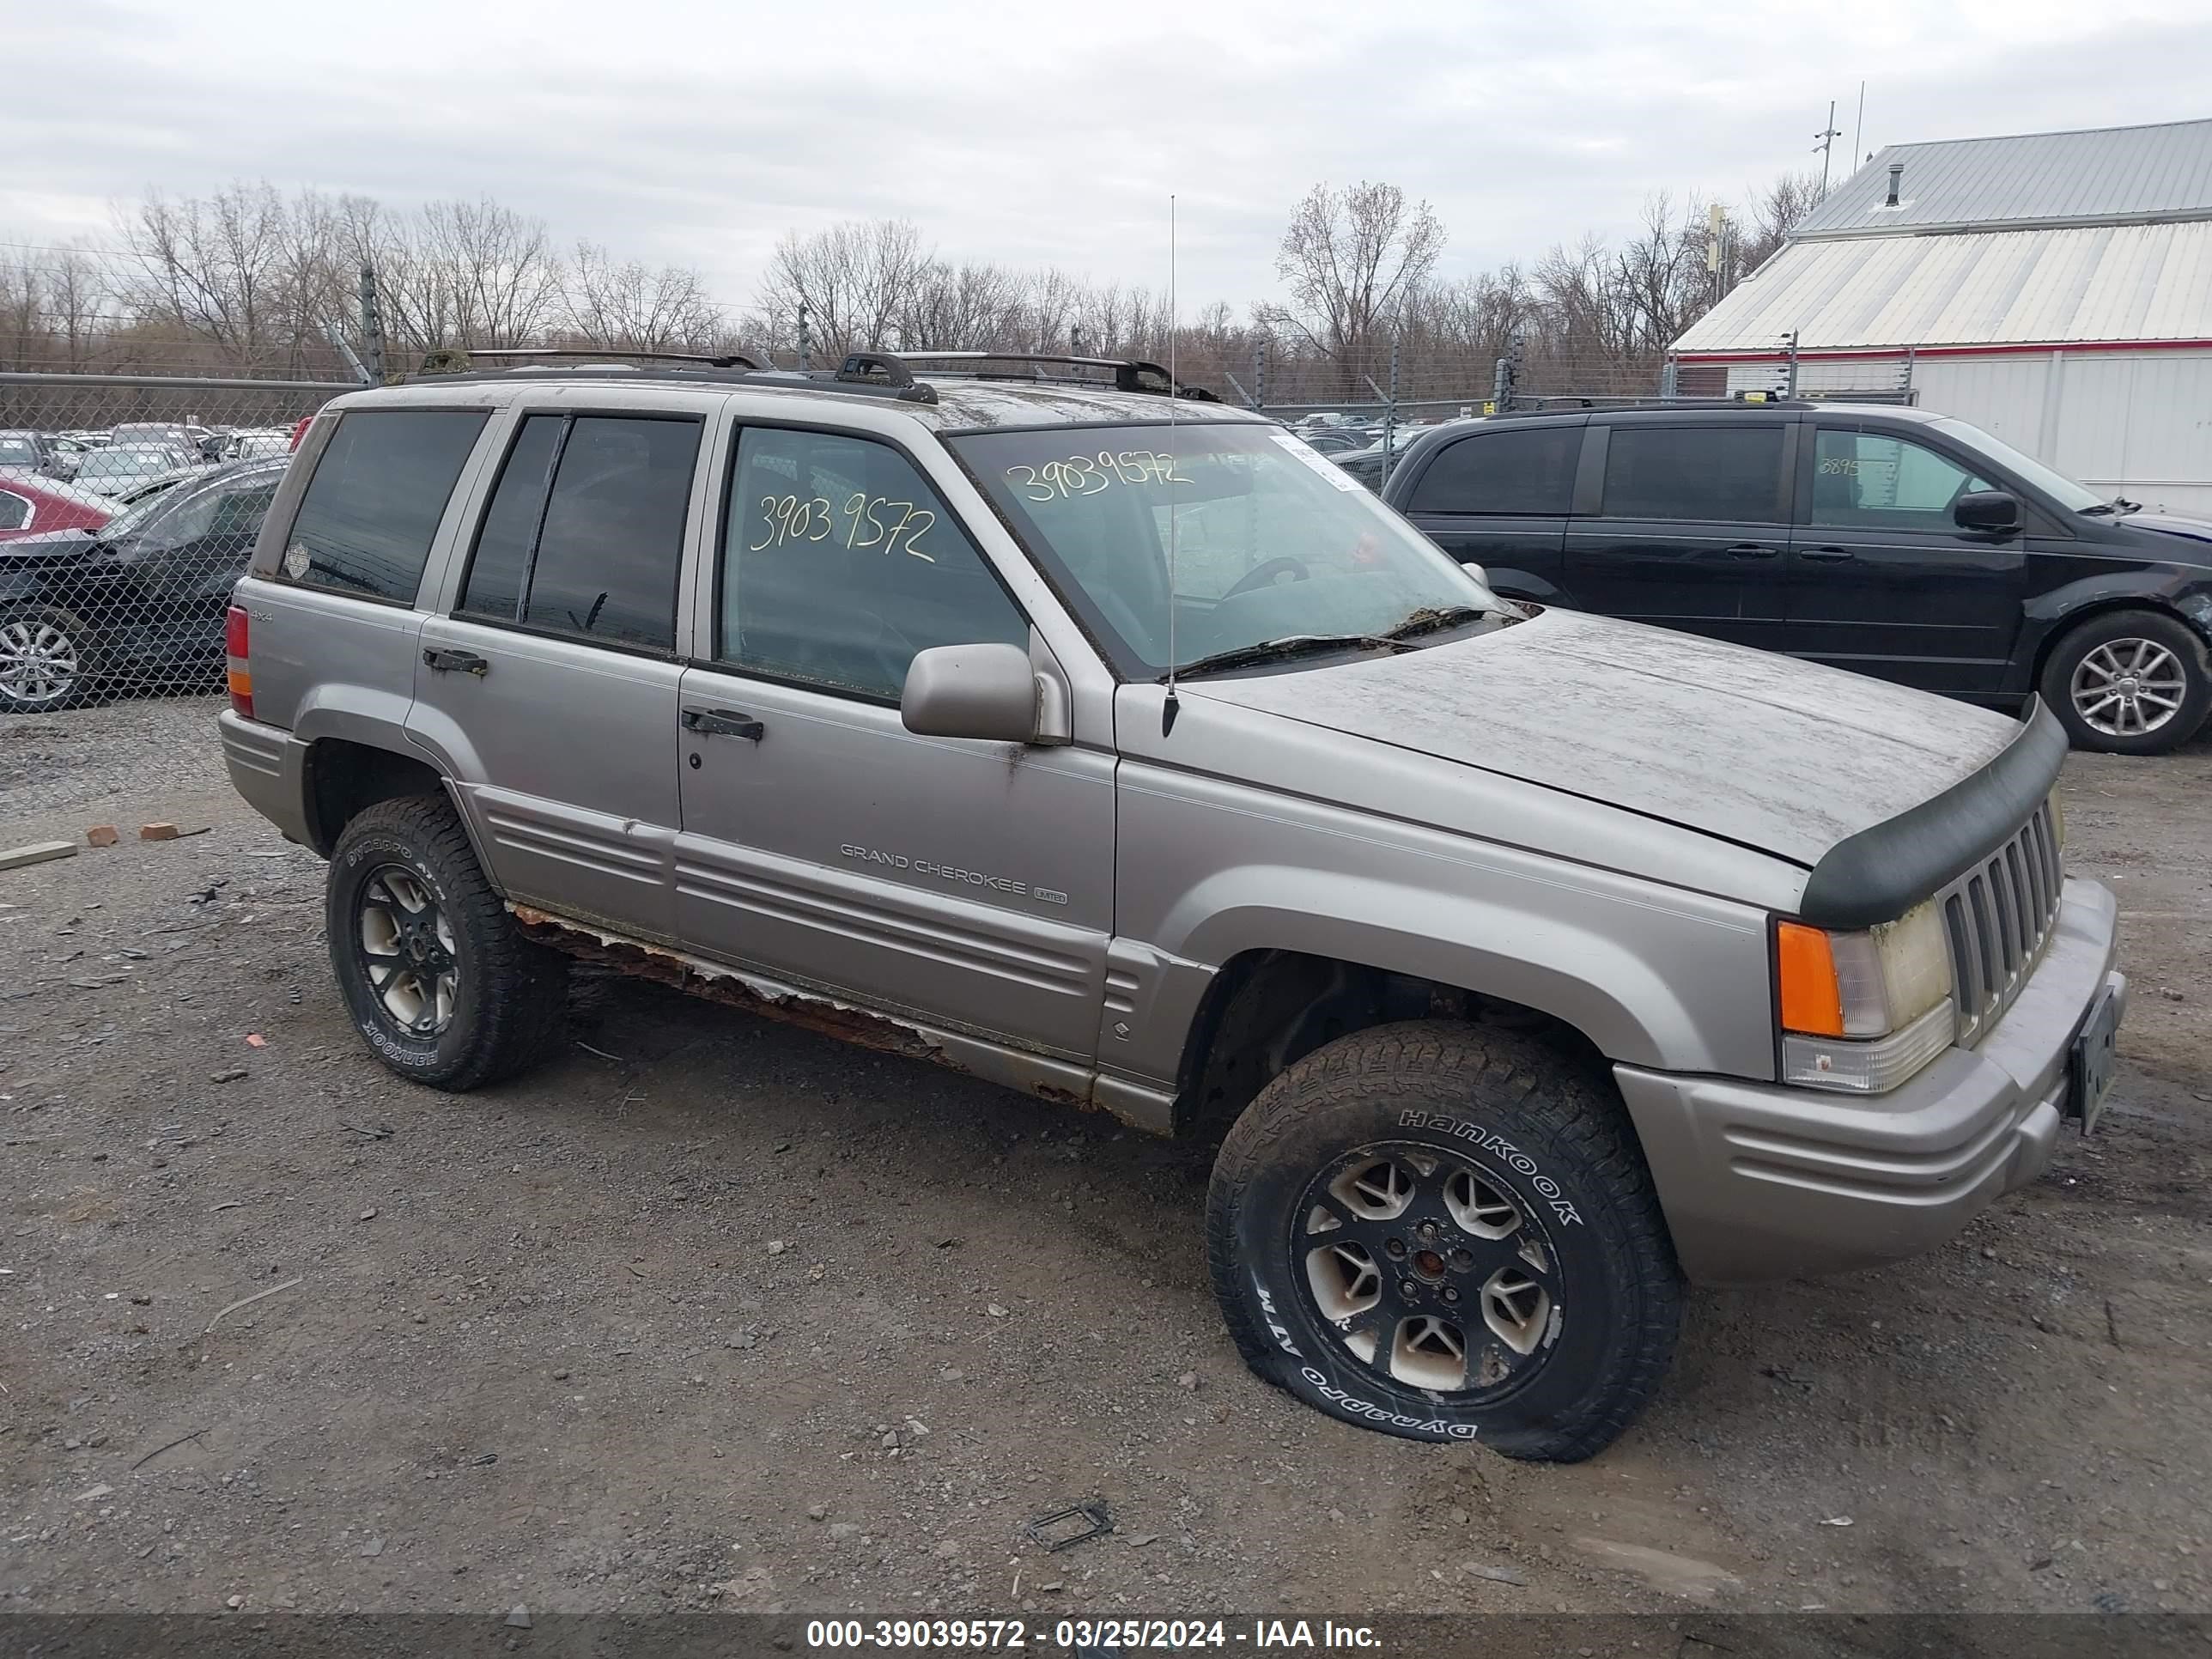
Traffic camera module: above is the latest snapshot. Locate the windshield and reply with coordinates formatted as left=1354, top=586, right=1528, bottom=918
left=79, top=449, right=175, bottom=478
left=1929, top=417, right=2105, bottom=512
left=0, top=437, right=40, bottom=466
left=951, top=422, right=1497, bottom=677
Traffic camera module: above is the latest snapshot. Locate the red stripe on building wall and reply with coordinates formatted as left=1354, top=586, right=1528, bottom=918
left=1675, top=338, right=2212, bottom=363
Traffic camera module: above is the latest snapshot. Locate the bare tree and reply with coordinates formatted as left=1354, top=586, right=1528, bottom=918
left=754, top=219, right=932, bottom=360
left=1735, top=170, right=1826, bottom=276
left=560, top=242, right=726, bottom=351
left=1263, top=181, right=1444, bottom=392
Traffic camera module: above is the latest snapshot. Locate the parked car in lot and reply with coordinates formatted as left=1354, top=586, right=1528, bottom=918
left=1382, top=403, right=2212, bottom=753
left=0, top=430, right=74, bottom=480
left=0, top=475, right=113, bottom=542
left=217, top=354, right=2124, bottom=1460
left=0, top=457, right=283, bottom=710
left=72, top=444, right=198, bottom=497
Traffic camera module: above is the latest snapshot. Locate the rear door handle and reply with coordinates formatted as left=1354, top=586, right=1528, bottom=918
left=683, top=708, right=765, bottom=741
left=1724, top=542, right=1779, bottom=558
left=422, top=647, right=489, bottom=676
left=1799, top=546, right=1856, bottom=562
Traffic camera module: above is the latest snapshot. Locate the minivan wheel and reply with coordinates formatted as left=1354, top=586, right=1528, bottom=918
left=2040, top=609, right=2212, bottom=754
left=1206, top=1020, right=1680, bottom=1462
left=326, top=795, right=568, bottom=1090
left=0, top=605, right=101, bottom=712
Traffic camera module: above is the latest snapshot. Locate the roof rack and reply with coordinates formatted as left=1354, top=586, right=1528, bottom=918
left=837, top=348, right=1218, bottom=401
left=457, top=345, right=766, bottom=371
left=399, top=359, right=938, bottom=408
left=1490, top=389, right=1917, bottom=418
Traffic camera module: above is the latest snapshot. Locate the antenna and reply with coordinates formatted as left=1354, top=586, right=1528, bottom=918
left=1814, top=99, right=1842, bottom=198
left=1163, top=193, right=1182, bottom=737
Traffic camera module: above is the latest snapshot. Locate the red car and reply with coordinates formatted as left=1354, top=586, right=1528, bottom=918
left=0, top=476, right=113, bottom=541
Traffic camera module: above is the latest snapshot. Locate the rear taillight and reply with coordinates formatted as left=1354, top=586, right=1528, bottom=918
left=225, top=605, right=253, bottom=720
left=288, top=416, right=313, bottom=452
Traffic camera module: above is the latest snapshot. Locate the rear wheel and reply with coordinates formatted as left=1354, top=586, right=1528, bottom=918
left=1206, top=1020, right=1680, bottom=1462
left=326, top=795, right=568, bottom=1090
left=2040, top=609, right=2211, bottom=754
left=0, top=604, right=102, bottom=712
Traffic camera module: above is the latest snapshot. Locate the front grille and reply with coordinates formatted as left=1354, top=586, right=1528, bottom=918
left=1940, top=797, right=2063, bottom=1046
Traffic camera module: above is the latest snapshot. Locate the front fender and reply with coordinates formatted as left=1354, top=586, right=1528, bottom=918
left=2011, top=568, right=2212, bottom=695
left=1167, top=868, right=1769, bottom=1078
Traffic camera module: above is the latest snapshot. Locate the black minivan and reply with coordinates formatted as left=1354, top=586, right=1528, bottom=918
left=1381, top=403, right=2212, bottom=753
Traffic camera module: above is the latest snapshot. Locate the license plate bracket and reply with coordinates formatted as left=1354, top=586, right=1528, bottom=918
left=2067, top=987, right=2120, bottom=1135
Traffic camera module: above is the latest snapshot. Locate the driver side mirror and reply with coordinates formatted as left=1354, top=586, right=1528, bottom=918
left=1954, top=490, right=2020, bottom=533
left=902, top=643, right=1063, bottom=744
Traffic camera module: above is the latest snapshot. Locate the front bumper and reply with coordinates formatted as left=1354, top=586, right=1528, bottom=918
left=1615, top=878, right=2124, bottom=1286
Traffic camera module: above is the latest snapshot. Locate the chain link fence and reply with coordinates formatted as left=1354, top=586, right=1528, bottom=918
left=0, top=371, right=356, bottom=714
left=0, top=337, right=1923, bottom=713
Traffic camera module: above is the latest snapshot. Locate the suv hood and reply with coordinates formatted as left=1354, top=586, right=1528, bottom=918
left=1181, top=609, right=2021, bottom=868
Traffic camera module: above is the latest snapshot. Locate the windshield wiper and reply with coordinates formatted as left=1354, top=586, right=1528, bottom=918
left=2079, top=496, right=2142, bottom=517
left=1379, top=604, right=1487, bottom=641
left=1168, top=605, right=1492, bottom=681
left=1168, top=632, right=1419, bottom=680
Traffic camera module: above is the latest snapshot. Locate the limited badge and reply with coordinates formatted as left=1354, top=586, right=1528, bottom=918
left=283, top=544, right=311, bottom=579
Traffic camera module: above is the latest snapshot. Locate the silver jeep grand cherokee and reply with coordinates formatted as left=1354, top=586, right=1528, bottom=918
left=219, top=349, right=2125, bottom=1462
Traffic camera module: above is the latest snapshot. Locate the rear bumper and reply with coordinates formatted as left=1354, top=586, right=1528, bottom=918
left=218, top=709, right=314, bottom=848
left=1617, top=878, right=2124, bottom=1286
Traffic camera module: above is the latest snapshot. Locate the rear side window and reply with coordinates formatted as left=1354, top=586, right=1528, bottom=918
left=283, top=410, right=488, bottom=601
left=0, top=491, right=28, bottom=531
left=459, top=414, right=700, bottom=652
left=1407, top=427, right=1579, bottom=515
left=1601, top=426, right=1785, bottom=523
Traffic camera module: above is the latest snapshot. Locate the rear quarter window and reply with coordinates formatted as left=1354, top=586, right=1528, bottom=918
left=279, top=410, right=489, bottom=602
left=1407, top=427, right=1579, bottom=515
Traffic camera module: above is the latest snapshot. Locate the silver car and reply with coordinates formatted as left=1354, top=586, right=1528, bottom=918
left=218, top=352, right=2125, bottom=1461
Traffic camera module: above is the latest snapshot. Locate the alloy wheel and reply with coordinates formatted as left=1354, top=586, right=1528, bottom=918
left=0, top=618, right=82, bottom=709
left=356, top=866, right=460, bottom=1038
left=2070, top=638, right=2187, bottom=738
left=1296, top=1140, right=1559, bottom=1398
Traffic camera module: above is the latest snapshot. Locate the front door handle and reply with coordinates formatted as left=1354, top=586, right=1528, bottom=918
left=1799, top=546, right=1856, bottom=562
left=1724, top=542, right=1779, bottom=558
left=683, top=708, right=765, bottom=741
left=422, top=647, right=489, bottom=676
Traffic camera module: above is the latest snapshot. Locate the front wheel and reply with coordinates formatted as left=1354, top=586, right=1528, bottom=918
left=326, top=795, right=568, bottom=1090
left=2039, top=609, right=2212, bottom=754
left=0, top=604, right=102, bottom=713
left=1206, top=1021, right=1680, bottom=1462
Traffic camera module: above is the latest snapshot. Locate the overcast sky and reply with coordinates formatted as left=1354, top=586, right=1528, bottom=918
left=8, top=0, right=2210, bottom=311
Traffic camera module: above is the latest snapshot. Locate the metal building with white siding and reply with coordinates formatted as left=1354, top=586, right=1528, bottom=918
left=1671, top=118, right=2212, bottom=514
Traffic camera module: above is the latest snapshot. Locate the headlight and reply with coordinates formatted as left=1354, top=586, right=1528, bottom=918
left=1775, top=904, right=1956, bottom=1094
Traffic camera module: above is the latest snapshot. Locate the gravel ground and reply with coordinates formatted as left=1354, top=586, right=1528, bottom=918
left=2, top=696, right=2209, bottom=1620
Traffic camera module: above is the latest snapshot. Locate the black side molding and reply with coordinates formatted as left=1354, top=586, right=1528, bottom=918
left=1797, top=698, right=2069, bottom=930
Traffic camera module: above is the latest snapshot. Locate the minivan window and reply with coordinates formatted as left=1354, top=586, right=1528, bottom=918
left=1601, top=426, right=1784, bottom=523
left=719, top=427, right=1027, bottom=701
left=459, top=414, right=700, bottom=652
left=1810, top=429, right=1992, bottom=528
left=1928, top=416, right=2105, bottom=513
left=1407, top=426, right=1578, bottom=515
left=283, top=410, right=489, bottom=602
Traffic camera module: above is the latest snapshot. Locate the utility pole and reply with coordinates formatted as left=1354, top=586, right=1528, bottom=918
left=1852, top=82, right=1867, bottom=179
left=358, top=265, right=386, bottom=384
left=1814, top=100, right=1842, bottom=198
